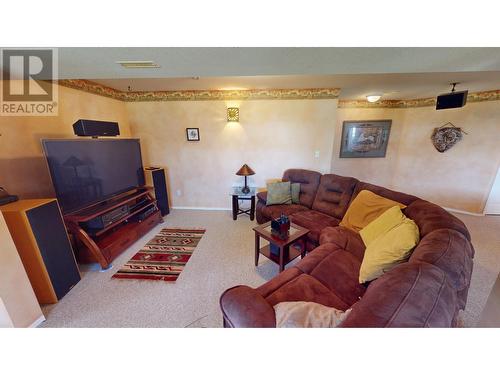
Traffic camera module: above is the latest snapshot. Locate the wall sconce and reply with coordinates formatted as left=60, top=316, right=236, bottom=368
left=227, top=107, right=240, bottom=122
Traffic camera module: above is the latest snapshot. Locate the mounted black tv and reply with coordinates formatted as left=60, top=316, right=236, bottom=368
left=42, top=139, right=145, bottom=214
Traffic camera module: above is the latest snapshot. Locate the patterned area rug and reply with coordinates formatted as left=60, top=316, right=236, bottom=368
left=112, top=228, right=206, bottom=281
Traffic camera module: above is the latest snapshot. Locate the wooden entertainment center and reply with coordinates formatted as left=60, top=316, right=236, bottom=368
left=64, top=187, right=162, bottom=270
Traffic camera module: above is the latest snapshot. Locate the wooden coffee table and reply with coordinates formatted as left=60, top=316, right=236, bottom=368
left=253, top=221, right=310, bottom=272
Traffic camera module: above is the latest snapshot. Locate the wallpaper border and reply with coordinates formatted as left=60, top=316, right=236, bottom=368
left=58, top=79, right=340, bottom=101
left=58, top=79, right=500, bottom=107
left=338, top=90, right=500, bottom=108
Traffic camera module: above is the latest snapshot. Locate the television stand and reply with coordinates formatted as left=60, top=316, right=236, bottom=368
left=64, top=187, right=163, bottom=270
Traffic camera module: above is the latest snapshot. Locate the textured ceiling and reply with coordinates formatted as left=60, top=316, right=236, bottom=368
left=3, top=47, right=500, bottom=100
left=60, top=47, right=500, bottom=100
left=54, top=47, right=500, bottom=79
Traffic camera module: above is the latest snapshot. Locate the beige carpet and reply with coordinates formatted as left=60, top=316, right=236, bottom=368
left=457, top=213, right=500, bottom=326
left=40, top=209, right=500, bottom=328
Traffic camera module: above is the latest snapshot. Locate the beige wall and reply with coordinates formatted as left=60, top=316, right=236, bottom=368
left=333, top=101, right=500, bottom=214
left=127, top=99, right=338, bottom=208
left=2, top=82, right=498, bottom=214
left=0, top=298, right=14, bottom=327
left=0, top=212, right=43, bottom=327
left=0, top=84, right=131, bottom=198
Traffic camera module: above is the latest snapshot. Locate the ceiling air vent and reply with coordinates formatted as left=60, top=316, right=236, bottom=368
left=116, top=61, right=160, bottom=68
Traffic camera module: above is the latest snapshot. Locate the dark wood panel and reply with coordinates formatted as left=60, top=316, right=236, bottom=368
left=65, top=188, right=151, bottom=222
left=65, top=189, right=162, bottom=270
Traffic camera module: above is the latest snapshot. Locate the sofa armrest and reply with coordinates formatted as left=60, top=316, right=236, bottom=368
left=220, top=285, right=276, bottom=328
left=257, top=191, right=267, bottom=204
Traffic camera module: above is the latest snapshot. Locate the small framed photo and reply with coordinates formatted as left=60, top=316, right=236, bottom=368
left=186, top=128, right=200, bottom=141
left=340, top=120, right=392, bottom=158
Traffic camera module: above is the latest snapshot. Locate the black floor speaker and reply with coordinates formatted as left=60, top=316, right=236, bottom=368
left=0, top=199, right=81, bottom=304
left=144, top=167, right=170, bottom=216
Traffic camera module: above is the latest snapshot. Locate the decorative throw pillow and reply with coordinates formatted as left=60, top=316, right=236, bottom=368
left=257, top=178, right=282, bottom=193
left=340, top=190, right=406, bottom=232
left=274, top=301, right=351, bottom=328
left=359, top=217, right=420, bottom=283
left=360, top=205, right=406, bottom=246
left=291, top=183, right=301, bottom=204
left=266, top=181, right=292, bottom=206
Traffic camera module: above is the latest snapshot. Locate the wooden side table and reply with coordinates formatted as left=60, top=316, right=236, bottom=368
left=253, top=222, right=309, bottom=272
left=231, top=187, right=256, bottom=220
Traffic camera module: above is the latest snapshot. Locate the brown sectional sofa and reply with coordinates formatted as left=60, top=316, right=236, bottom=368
left=221, top=169, right=474, bottom=327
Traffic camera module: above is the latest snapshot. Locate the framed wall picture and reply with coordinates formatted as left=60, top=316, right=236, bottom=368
left=186, top=128, right=200, bottom=141
left=340, top=120, right=392, bottom=158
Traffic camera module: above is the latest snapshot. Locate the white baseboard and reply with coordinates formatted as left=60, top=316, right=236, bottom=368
left=29, top=315, right=46, bottom=328
left=172, top=206, right=231, bottom=211
left=443, top=207, right=484, bottom=217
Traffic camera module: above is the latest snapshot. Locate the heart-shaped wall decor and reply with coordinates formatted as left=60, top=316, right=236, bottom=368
left=431, top=126, right=463, bottom=153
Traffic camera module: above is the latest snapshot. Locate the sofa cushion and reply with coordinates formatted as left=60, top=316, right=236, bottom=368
left=340, top=263, right=457, bottom=327
left=290, top=210, right=340, bottom=244
left=282, top=169, right=321, bottom=208
left=319, top=226, right=365, bottom=261
left=311, top=174, right=358, bottom=219
left=404, top=199, right=471, bottom=241
left=265, top=273, right=350, bottom=311
left=340, top=190, right=406, bottom=232
left=260, top=204, right=308, bottom=221
left=359, top=216, right=420, bottom=283
left=295, top=243, right=366, bottom=307
left=257, top=267, right=304, bottom=298
left=409, top=228, right=473, bottom=309
left=266, top=181, right=292, bottom=205
left=351, top=181, right=419, bottom=207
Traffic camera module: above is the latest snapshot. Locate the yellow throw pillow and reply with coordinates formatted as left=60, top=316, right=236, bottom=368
left=340, top=190, right=406, bottom=232
left=360, top=205, right=406, bottom=246
left=359, top=218, right=420, bottom=283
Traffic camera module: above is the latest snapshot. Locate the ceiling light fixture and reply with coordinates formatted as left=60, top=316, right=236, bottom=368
left=366, top=94, right=383, bottom=103
left=116, top=61, right=160, bottom=68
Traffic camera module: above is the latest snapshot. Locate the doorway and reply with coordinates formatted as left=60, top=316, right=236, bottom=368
left=485, top=167, right=500, bottom=215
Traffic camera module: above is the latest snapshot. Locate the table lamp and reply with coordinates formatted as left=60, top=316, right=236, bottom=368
left=236, top=164, right=255, bottom=194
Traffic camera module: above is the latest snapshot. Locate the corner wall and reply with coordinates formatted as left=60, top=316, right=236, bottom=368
left=0, top=85, right=131, bottom=198
left=333, top=101, right=500, bottom=214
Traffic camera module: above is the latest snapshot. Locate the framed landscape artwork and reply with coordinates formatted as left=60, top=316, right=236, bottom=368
left=186, top=128, right=200, bottom=141
left=340, top=120, right=392, bottom=158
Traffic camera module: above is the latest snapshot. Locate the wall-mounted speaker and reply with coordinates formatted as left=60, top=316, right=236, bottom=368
left=144, top=167, right=170, bottom=216
left=73, top=119, right=120, bottom=137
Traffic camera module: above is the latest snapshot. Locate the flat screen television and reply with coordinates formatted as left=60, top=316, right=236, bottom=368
left=42, top=138, right=145, bottom=214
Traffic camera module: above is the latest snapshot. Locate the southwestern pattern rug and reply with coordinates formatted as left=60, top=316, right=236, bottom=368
left=112, top=228, right=206, bottom=282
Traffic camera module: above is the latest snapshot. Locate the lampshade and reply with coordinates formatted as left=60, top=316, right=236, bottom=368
left=236, top=164, right=255, bottom=176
